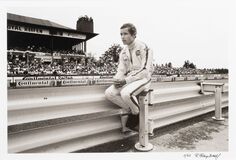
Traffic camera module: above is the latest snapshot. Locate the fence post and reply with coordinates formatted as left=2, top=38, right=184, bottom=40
left=201, top=82, right=225, bottom=121
left=212, top=85, right=225, bottom=121
left=135, top=89, right=154, bottom=151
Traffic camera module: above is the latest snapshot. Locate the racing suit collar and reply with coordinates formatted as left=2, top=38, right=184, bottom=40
left=128, top=40, right=136, bottom=50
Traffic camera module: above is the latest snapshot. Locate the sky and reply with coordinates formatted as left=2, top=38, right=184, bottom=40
left=3, top=0, right=232, bottom=69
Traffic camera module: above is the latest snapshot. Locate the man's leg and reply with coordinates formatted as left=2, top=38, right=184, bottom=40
left=120, top=79, right=151, bottom=131
left=105, top=85, right=130, bottom=110
left=105, top=85, right=130, bottom=132
left=120, top=78, right=151, bottom=115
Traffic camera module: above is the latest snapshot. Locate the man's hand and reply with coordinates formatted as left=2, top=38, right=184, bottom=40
left=113, top=78, right=126, bottom=88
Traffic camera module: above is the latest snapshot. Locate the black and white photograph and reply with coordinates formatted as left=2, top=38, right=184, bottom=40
left=0, top=0, right=235, bottom=160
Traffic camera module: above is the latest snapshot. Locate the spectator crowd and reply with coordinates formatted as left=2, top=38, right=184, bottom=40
left=7, top=45, right=228, bottom=77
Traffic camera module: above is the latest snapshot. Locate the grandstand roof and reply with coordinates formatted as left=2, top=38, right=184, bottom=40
left=7, top=13, right=74, bottom=30
left=7, top=13, right=98, bottom=41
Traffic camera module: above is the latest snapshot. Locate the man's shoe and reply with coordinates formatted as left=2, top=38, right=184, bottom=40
left=132, top=125, right=139, bottom=132
left=126, top=114, right=139, bottom=130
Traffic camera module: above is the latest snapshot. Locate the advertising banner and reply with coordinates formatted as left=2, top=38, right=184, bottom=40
left=160, top=77, right=173, bottom=82
left=175, top=77, right=185, bottom=81
left=186, top=77, right=196, bottom=81
left=60, top=79, right=88, bottom=86
left=94, top=79, right=113, bottom=85
left=8, top=24, right=50, bottom=35
left=16, top=80, right=56, bottom=87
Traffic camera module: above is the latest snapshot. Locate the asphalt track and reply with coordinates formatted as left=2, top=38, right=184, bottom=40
left=76, top=108, right=228, bottom=152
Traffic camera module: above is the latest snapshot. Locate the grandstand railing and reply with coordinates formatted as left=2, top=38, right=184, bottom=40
left=8, top=79, right=228, bottom=153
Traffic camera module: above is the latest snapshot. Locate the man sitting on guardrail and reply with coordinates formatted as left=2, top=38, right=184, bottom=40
left=105, top=23, right=154, bottom=132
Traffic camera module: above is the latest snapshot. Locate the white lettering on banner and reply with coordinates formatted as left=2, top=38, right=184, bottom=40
left=161, top=77, right=173, bottom=82
left=35, top=55, right=51, bottom=59
left=34, top=52, right=47, bottom=56
left=95, top=79, right=113, bottom=85
left=23, top=76, right=55, bottom=80
left=42, top=57, right=52, bottom=62
left=52, top=53, right=61, bottom=59
left=8, top=24, right=49, bottom=35
left=22, top=76, right=73, bottom=80
left=35, top=56, right=52, bottom=62
left=61, top=79, right=88, bottom=86
left=16, top=80, right=52, bottom=87
left=100, top=75, right=113, bottom=79
left=62, top=32, right=86, bottom=40
left=50, top=31, right=86, bottom=39
left=175, top=77, right=185, bottom=81
left=10, top=76, right=77, bottom=81
left=8, top=24, right=86, bottom=40
left=57, top=76, right=73, bottom=80
left=53, top=53, right=61, bottom=57
left=187, top=77, right=196, bottom=80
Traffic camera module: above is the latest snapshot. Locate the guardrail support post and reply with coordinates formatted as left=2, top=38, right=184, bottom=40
left=135, top=89, right=154, bottom=151
left=212, top=85, right=225, bottom=121
left=201, top=82, right=225, bottom=121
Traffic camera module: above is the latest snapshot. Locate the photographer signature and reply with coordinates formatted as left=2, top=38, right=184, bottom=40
left=183, top=153, right=221, bottom=160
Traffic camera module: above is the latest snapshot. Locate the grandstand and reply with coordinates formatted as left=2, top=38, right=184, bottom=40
left=7, top=13, right=98, bottom=76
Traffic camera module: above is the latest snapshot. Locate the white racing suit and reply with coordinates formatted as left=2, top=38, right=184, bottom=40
left=105, top=40, right=153, bottom=115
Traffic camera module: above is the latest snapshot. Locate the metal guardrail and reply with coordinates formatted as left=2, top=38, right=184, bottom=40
left=8, top=80, right=228, bottom=153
